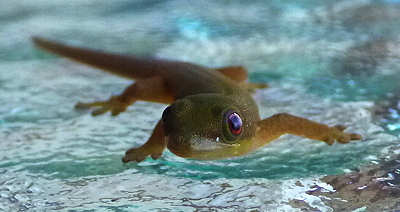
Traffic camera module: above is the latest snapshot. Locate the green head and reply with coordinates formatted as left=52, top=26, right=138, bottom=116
left=161, top=93, right=259, bottom=160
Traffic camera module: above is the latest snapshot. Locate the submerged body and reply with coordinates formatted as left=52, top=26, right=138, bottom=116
left=32, top=37, right=362, bottom=163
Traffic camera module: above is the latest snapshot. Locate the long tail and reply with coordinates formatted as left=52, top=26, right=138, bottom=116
left=32, top=36, right=160, bottom=79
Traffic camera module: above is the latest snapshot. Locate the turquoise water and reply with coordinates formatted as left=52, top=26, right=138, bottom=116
left=1, top=0, right=400, bottom=211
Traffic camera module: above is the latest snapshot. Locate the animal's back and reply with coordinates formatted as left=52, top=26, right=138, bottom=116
left=156, top=61, right=247, bottom=100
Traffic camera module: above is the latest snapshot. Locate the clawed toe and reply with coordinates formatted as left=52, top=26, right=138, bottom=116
left=326, top=125, right=363, bottom=145
left=75, top=101, right=110, bottom=116
left=92, top=107, right=109, bottom=116
left=123, top=147, right=150, bottom=163
left=122, top=145, right=165, bottom=163
left=336, top=134, right=351, bottom=144
left=75, top=102, right=90, bottom=108
left=111, top=109, right=124, bottom=116
left=74, top=96, right=129, bottom=116
left=325, top=137, right=335, bottom=145
left=122, top=153, right=147, bottom=163
left=333, top=125, right=347, bottom=131
left=122, top=147, right=155, bottom=163
left=349, top=133, right=363, bottom=140
left=150, top=152, right=162, bottom=160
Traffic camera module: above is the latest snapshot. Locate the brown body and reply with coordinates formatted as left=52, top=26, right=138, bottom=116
left=32, top=37, right=362, bottom=163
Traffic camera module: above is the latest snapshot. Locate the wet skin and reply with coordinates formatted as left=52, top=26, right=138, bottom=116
left=32, top=37, right=362, bottom=163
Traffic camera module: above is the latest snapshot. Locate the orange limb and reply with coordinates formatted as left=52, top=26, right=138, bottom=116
left=75, top=76, right=174, bottom=116
left=122, top=119, right=166, bottom=163
left=215, top=66, right=268, bottom=90
left=253, top=113, right=362, bottom=150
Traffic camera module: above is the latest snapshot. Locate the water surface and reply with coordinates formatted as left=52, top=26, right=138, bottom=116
left=1, top=0, right=400, bottom=211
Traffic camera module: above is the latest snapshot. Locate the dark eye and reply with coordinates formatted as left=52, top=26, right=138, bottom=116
left=162, top=106, right=171, bottom=123
left=228, top=112, right=242, bottom=135
left=223, top=109, right=243, bottom=141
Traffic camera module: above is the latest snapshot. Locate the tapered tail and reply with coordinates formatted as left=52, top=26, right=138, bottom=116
left=32, top=36, right=159, bottom=79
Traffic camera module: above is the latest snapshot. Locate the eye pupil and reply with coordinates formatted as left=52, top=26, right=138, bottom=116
left=222, top=109, right=243, bottom=141
left=228, top=113, right=242, bottom=135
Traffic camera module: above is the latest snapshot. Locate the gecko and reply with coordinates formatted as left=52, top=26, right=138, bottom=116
left=32, top=37, right=362, bottom=163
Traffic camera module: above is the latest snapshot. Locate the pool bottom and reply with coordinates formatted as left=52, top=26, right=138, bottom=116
left=0, top=167, right=334, bottom=211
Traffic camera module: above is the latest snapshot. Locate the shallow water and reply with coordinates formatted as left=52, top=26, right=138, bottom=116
left=1, top=0, right=400, bottom=211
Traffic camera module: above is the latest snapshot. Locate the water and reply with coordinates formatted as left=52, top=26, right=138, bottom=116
left=1, top=0, right=400, bottom=211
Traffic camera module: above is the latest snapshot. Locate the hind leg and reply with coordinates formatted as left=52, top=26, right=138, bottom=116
left=215, top=66, right=268, bottom=90
left=75, top=76, right=174, bottom=116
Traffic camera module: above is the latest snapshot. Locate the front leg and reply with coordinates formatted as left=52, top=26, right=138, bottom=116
left=122, top=119, right=166, bottom=163
left=253, top=113, right=362, bottom=150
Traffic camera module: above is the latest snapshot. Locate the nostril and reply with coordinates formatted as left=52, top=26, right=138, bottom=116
left=162, top=105, right=172, bottom=123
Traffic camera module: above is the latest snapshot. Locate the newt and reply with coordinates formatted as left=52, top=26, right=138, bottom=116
left=32, top=37, right=362, bottom=163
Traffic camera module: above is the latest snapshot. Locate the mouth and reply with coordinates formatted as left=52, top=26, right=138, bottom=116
left=166, top=135, right=238, bottom=159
